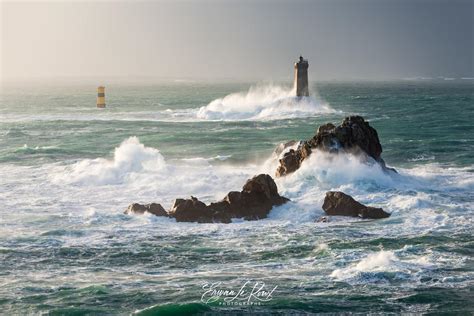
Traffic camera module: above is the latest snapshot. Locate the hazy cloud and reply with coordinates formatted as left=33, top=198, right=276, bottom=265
left=1, top=0, right=472, bottom=82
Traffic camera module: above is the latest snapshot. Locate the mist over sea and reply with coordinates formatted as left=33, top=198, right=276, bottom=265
left=0, top=81, right=473, bottom=314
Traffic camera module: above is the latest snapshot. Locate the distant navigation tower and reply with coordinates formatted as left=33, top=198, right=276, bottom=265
left=294, top=56, right=309, bottom=97
left=97, top=86, right=106, bottom=108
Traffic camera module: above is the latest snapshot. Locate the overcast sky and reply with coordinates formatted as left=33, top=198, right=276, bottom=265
left=1, top=0, right=473, bottom=82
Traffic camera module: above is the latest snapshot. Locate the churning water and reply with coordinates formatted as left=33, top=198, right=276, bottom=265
left=0, top=81, right=473, bottom=314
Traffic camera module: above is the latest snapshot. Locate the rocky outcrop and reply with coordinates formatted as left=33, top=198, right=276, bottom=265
left=169, top=196, right=231, bottom=223
left=322, top=191, right=390, bottom=219
left=276, top=116, right=395, bottom=177
left=221, top=173, right=289, bottom=220
left=124, top=203, right=168, bottom=217
left=309, top=117, right=382, bottom=160
left=126, top=174, right=289, bottom=223
left=276, top=141, right=311, bottom=177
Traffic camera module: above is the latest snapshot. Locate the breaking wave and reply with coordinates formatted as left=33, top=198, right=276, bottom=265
left=49, top=137, right=252, bottom=208
left=197, top=84, right=334, bottom=120
left=329, top=249, right=440, bottom=284
left=53, top=137, right=167, bottom=185
left=43, top=137, right=473, bottom=232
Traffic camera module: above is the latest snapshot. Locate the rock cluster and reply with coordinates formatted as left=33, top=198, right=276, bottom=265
left=125, top=174, right=289, bottom=223
left=126, top=116, right=394, bottom=224
left=321, top=191, right=390, bottom=219
left=276, top=116, right=395, bottom=177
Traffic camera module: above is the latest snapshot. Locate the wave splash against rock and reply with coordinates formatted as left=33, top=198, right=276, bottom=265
left=125, top=116, right=394, bottom=223
left=196, top=84, right=333, bottom=121
left=276, top=115, right=396, bottom=177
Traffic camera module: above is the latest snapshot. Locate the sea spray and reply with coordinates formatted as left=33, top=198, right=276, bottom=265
left=50, top=137, right=252, bottom=210
left=53, top=137, right=167, bottom=185
left=46, top=137, right=473, bottom=226
left=197, top=84, right=334, bottom=120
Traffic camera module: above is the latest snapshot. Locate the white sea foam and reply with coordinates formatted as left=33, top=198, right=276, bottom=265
left=53, top=137, right=167, bottom=185
left=1, top=137, right=472, bottom=238
left=47, top=137, right=253, bottom=213
left=280, top=150, right=396, bottom=189
left=0, top=135, right=472, bottom=297
left=331, top=250, right=398, bottom=279
left=262, top=148, right=398, bottom=222
left=330, top=249, right=440, bottom=284
left=197, top=84, right=334, bottom=120
left=264, top=144, right=474, bottom=230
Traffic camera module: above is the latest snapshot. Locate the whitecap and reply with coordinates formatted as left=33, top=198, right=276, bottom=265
left=330, top=249, right=436, bottom=284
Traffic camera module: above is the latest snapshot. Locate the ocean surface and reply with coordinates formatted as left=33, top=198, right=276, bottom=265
left=0, top=81, right=473, bottom=314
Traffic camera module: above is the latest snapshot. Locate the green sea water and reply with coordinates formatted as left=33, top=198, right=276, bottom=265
left=0, top=81, right=473, bottom=314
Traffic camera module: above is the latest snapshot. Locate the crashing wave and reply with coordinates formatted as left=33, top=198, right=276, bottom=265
left=53, top=137, right=167, bottom=185
left=45, top=137, right=473, bottom=230
left=196, top=84, right=334, bottom=120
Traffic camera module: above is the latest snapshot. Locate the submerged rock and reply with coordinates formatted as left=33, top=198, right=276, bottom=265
left=124, top=203, right=168, bottom=217
left=126, top=174, right=289, bottom=223
left=276, top=116, right=396, bottom=177
left=322, top=191, right=390, bottom=219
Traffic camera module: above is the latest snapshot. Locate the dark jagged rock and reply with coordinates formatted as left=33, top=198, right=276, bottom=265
left=276, top=116, right=395, bottom=177
left=169, top=196, right=231, bottom=223
left=276, top=141, right=311, bottom=177
left=124, top=203, right=168, bottom=217
left=242, top=173, right=286, bottom=202
left=209, top=174, right=290, bottom=220
left=127, top=174, right=289, bottom=223
left=322, top=191, right=390, bottom=219
left=309, top=116, right=382, bottom=160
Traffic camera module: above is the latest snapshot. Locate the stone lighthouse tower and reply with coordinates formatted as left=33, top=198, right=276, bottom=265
left=294, top=56, right=309, bottom=97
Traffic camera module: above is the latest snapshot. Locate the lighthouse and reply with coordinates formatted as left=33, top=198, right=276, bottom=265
left=97, top=86, right=106, bottom=108
left=294, top=56, right=309, bottom=97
